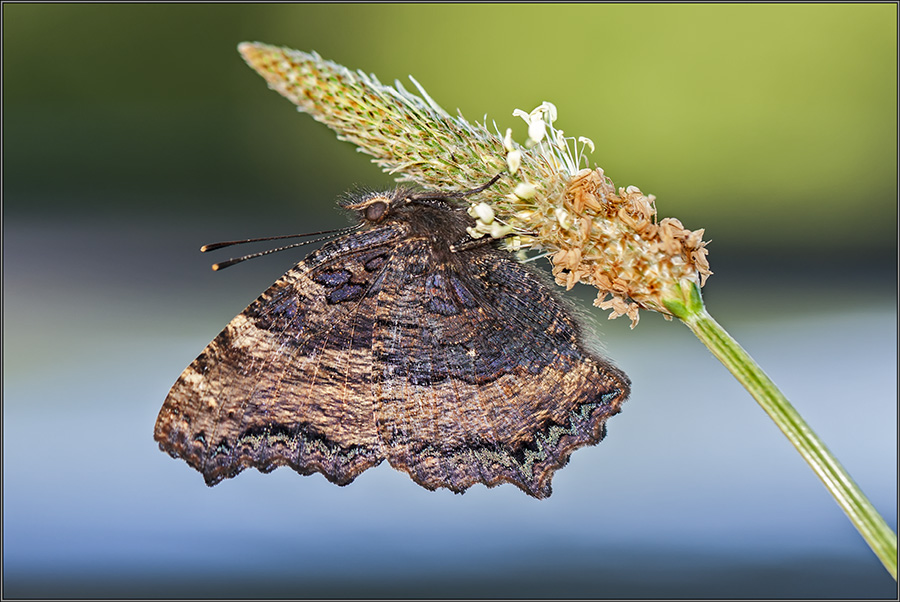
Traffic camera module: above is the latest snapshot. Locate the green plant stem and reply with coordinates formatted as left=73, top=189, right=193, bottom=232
left=665, top=283, right=897, bottom=579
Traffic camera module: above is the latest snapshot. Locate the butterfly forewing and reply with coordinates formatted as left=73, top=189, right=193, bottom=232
left=154, top=225, right=407, bottom=485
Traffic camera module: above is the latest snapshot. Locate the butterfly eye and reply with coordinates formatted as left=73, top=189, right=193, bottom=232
left=365, top=201, right=388, bottom=222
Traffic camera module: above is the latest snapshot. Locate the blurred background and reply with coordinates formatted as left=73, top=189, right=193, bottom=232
left=3, top=4, right=897, bottom=598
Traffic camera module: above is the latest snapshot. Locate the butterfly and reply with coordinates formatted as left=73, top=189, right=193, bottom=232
left=154, top=178, right=630, bottom=499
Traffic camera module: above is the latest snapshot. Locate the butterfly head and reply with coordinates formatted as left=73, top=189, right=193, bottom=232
left=341, top=190, right=395, bottom=223
left=342, top=188, right=441, bottom=226
left=343, top=176, right=505, bottom=227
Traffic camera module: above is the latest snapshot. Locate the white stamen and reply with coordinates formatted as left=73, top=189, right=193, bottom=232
left=514, top=182, right=537, bottom=199
left=527, top=118, right=546, bottom=145
left=578, top=136, right=595, bottom=153
left=490, top=222, right=513, bottom=239
left=466, top=226, right=486, bottom=239
left=503, top=128, right=514, bottom=152
left=539, top=101, right=558, bottom=123
left=506, top=149, right=522, bottom=174
left=468, top=202, right=495, bottom=224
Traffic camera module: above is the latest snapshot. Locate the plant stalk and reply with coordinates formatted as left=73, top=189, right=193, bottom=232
left=666, top=283, right=897, bottom=579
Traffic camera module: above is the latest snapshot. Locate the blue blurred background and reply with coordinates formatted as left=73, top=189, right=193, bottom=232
left=3, top=4, right=897, bottom=598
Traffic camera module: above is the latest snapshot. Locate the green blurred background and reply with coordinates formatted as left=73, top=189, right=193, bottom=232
left=4, top=4, right=897, bottom=599
left=5, top=3, right=897, bottom=254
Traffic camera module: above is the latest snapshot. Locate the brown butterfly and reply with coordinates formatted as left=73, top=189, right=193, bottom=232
left=154, top=179, right=629, bottom=498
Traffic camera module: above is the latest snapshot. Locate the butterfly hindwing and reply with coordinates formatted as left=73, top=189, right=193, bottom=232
left=371, top=233, right=629, bottom=498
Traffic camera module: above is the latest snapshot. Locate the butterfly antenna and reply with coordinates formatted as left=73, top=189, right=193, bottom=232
left=456, top=173, right=503, bottom=197
left=207, top=226, right=360, bottom=271
left=408, top=173, right=503, bottom=203
left=200, top=225, right=358, bottom=253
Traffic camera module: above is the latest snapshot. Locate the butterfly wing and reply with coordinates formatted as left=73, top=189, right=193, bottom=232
left=372, top=239, right=630, bottom=499
left=156, top=197, right=629, bottom=498
left=154, top=227, right=401, bottom=486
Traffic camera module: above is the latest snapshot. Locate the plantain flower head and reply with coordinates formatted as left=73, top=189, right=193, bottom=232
left=238, top=42, right=711, bottom=326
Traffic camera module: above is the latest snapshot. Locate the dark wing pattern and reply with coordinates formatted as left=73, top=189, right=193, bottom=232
left=154, top=227, right=402, bottom=486
left=372, top=238, right=630, bottom=498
